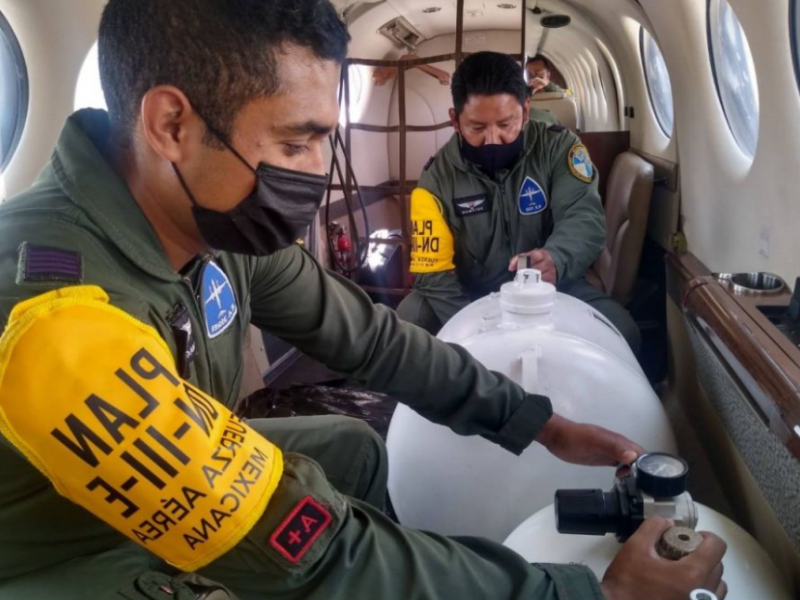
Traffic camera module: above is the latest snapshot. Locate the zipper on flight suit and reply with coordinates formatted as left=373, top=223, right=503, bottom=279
left=457, top=127, right=536, bottom=268
left=497, top=185, right=513, bottom=258
left=459, top=164, right=514, bottom=267
left=178, top=254, right=215, bottom=395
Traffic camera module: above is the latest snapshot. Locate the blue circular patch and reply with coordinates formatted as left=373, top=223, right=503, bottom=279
left=569, top=144, right=594, bottom=183
left=519, top=176, right=548, bottom=215
left=201, top=260, right=238, bottom=339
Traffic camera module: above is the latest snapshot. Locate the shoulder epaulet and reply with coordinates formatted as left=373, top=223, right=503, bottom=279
left=423, top=156, right=435, bottom=171
left=548, top=125, right=567, bottom=133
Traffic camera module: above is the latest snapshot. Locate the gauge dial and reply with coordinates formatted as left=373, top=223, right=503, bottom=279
left=637, top=454, right=688, bottom=478
left=635, top=453, right=690, bottom=498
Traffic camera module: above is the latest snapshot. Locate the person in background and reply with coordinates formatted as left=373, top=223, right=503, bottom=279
left=526, top=54, right=564, bottom=95
left=397, top=52, right=641, bottom=352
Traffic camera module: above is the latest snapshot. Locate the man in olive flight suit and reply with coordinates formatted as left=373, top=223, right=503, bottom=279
left=526, top=55, right=565, bottom=95
left=526, top=55, right=568, bottom=126
left=0, top=1, right=726, bottom=600
left=397, top=52, right=640, bottom=352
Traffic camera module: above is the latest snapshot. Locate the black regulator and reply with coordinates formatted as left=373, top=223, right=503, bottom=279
left=555, top=453, right=698, bottom=543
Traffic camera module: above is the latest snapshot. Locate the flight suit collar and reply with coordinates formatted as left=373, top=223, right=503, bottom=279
left=51, top=109, right=181, bottom=282
left=446, top=121, right=539, bottom=184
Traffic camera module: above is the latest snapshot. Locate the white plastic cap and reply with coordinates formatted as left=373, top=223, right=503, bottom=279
left=500, top=269, right=557, bottom=315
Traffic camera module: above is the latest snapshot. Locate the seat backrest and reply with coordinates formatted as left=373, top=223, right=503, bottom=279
left=594, top=152, right=655, bottom=306
left=530, top=92, right=579, bottom=131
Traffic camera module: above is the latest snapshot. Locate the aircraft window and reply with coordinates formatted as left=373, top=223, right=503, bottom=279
left=0, top=9, right=28, bottom=175
left=707, top=0, right=759, bottom=158
left=75, top=43, right=107, bottom=111
left=792, top=0, right=800, bottom=94
left=341, top=65, right=367, bottom=126
left=640, top=28, right=674, bottom=138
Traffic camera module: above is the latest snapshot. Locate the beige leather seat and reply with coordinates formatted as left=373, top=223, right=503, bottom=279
left=586, top=152, right=655, bottom=307
left=530, top=91, right=578, bottom=131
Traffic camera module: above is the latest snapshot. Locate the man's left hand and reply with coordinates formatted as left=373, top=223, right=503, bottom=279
left=536, top=414, right=644, bottom=467
left=509, top=249, right=557, bottom=284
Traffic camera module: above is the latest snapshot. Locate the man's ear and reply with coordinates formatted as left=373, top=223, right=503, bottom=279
left=140, top=86, right=202, bottom=163
left=449, top=108, right=460, bottom=134
left=523, top=99, right=531, bottom=124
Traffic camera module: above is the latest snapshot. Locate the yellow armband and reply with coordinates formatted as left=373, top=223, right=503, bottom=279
left=0, top=286, right=283, bottom=572
left=409, top=188, right=456, bottom=274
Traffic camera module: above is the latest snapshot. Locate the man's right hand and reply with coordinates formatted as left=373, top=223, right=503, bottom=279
left=509, top=249, right=557, bottom=284
left=529, top=77, right=548, bottom=94
left=600, top=518, right=728, bottom=600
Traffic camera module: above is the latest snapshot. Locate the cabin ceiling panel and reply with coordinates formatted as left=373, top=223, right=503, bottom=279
left=533, top=0, right=625, bottom=77
left=386, top=0, right=523, bottom=39
left=346, top=2, right=405, bottom=57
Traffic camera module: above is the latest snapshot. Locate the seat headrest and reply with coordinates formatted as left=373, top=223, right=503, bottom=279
left=592, top=151, right=655, bottom=306
left=531, top=91, right=567, bottom=101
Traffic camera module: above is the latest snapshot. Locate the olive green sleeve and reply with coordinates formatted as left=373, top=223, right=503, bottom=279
left=404, top=181, right=472, bottom=329
left=410, top=270, right=472, bottom=327
left=248, top=246, right=552, bottom=454
left=201, top=455, right=606, bottom=600
left=543, top=132, right=606, bottom=284
left=529, top=107, right=560, bottom=127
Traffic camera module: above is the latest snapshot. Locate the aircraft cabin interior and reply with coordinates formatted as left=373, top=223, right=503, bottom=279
left=1, top=0, right=800, bottom=598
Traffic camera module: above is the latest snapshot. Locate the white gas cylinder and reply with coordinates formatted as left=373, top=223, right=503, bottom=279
left=437, top=269, right=639, bottom=371
left=387, top=270, right=677, bottom=542
left=503, top=503, right=793, bottom=600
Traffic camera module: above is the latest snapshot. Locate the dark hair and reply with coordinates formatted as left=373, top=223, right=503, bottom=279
left=98, top=0, right=350, bottom=143
left=451, top=51, right=528, bottom=115
left=526, top=54, right=552, bottom=71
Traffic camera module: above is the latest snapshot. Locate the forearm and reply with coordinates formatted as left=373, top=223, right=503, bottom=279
left=250, top=249, right=551, bottom=453
left=544, top=215, right=604, bottom=283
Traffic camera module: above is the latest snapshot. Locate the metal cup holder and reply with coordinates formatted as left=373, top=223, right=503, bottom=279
left=715, top=272, right=786, bottom=295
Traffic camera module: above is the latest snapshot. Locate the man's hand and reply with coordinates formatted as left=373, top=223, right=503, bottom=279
left=536, top=414, right=643, bottom=466
left=433, top=70, right=451, bottom=86
left=372, top=66, right=395, bottom=86
left=529, top=77, right=549, bottom=94
left=509, top=249, right=557, bottom=285
left=601, top=518, right=728, bottom=600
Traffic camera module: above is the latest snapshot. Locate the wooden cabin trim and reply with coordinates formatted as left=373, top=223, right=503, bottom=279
left=669, top=252, right=800, bottom=461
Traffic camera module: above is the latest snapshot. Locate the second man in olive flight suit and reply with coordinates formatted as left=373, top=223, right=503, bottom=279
left=397, top=52, right=641, bottom=352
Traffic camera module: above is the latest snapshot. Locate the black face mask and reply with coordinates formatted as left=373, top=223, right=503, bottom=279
left=460, top=131, right=525, bottom=177
left=173, top=131, right=329, bottom=257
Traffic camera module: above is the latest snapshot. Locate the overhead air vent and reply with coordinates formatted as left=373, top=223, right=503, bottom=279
left=378, top=17, right=425, bottom=51
left=541, top=14, right=571, bottom=28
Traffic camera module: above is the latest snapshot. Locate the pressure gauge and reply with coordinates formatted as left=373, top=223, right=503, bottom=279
left=635, top=453, right=689, bottom=498
left=556, top=452, right=696, bottom=542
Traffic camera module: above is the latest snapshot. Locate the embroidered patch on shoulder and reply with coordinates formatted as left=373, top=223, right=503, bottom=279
left=270, top=496, right=333, bottom=564
left=548, top=124, right=567, bottom=133
left=201, top=260, right=238, bottom=339
left=518, top=177, right=548, bottom=215
left=568, top=143, right=594, bottom=183
left=454, top=194, right=490, bottom=217
left=17, top=243, right=83, bottom=285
